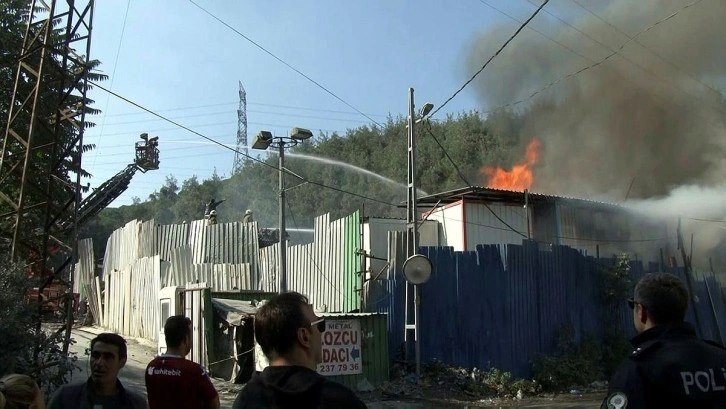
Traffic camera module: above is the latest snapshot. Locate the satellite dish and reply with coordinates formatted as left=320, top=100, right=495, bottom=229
left=403, top=254, right=432, bottom=285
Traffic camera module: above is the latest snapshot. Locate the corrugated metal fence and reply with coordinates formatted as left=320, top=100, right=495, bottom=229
left=259, top=211, right=362, bottom=312
left=90, top=219, right=263, bottom=342
left=367, top=236, right=726, bottom=378
left=81, top=211, right=362, bottom=343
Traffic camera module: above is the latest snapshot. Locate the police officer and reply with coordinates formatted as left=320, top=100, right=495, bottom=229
left=602, top=272, right=726, bottom=408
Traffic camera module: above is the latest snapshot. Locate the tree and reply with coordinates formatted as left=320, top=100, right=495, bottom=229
left=0, top=250, right=77, bottom=392
left=0, top=0, right=104, bottom=387
left=1, top=0, right=106, bottom=247
left=86, top=110, right=522, bottom=242
left=147, top=175, right=179, bottom=224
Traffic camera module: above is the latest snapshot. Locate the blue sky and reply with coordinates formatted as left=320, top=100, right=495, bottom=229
left=83, top=0, right=562, bottom=206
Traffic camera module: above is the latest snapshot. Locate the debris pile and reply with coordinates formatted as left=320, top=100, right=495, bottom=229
left=380, top=360, right=540, bottom=402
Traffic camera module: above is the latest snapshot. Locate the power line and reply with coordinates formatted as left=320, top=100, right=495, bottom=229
left=88, top=81, right=397, bottom=207
left=475, top=0, right=708, bottom=122
left=686, top=217, right=726, bottom=223
left=477, top=1, right=726, bottom=137
left=188, top=0, right=383, bottom=127
left=473, top=1, right=722, bottom=131
left=423, top=122, right=472, bottom=187
left=97, top=100, right=389, bottom=119
left=84, top=121, right=345, bottom=139
left=91, top=0, right=132, bottom=169
left=569, top=0, right=723, bottom=100
left=478, top=0, right=590, bottom=63
left=521, top=0, right=724, bottom=117
left=431, top=0, right=551, bottom=117
left=97, top=108, right=374, bottom=127
left=420, top=210, right=669, bottom=243
left=420, top=122, right=528, bottom=238
left=285, top=200, right=345, bottom=297
left=92, top=149, right=232, bottom=161
left=88, top=138, right=237, bottom=150
left=479, top=0, right=708, bottom=116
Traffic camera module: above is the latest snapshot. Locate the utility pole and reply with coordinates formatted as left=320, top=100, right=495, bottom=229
left=402, top=89, right=434, bottom=377
left=677, top=217, right=704, bottom=338
left=278, top=142, right=287, bottom=293
left=405, top=88, right=421, bottom=375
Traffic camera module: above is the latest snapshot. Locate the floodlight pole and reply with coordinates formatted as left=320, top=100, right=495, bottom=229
left=253, top=128, right=312, bottom=294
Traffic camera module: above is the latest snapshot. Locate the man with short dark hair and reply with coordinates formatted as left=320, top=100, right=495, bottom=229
left=145, top=315, right=220, bottom=409
left=233, top=292, right=366, bottom=408
left=49, top=333, right=148, bottom=409
left=602, top=273, right=726, bottom=408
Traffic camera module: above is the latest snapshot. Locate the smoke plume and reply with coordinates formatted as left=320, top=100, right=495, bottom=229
left=468, top=0, right=726, bottom=268
left=470, top=0, right=726, bottom=198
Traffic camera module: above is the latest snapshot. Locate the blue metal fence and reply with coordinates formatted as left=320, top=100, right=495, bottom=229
left=367, top=240, right=726, bottom=378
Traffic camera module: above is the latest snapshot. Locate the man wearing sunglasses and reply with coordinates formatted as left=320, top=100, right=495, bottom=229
left=233, top=292, right=366, bottom=408
left=602, top=273, right=726, bottom=408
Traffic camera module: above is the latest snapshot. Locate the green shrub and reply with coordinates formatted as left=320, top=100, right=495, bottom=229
left=532, top=324, right=601, bottom=392
left=0, top=253, right=78, bottom=393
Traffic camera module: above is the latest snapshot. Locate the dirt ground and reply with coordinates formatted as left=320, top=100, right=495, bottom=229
left=66, top=326, right=603, bottom=408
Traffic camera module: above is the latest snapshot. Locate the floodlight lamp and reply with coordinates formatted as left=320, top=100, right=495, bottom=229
left=403, top=254, right=433, bottom=285
left=252, top=130, right=273, bottom=150
left=290, top=127, right=313, bottom=141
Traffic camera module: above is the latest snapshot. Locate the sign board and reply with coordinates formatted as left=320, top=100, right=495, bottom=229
left=317, top=319, right=363, bottom=376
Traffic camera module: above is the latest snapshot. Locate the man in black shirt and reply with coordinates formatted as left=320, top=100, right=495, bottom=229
left=233, top=292, right=366, bottom=409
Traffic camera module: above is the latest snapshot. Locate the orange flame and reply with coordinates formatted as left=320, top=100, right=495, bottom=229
left=482, top=138, right=541, bottom=190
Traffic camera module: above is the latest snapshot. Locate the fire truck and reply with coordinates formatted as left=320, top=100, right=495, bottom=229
left=24, top=134, right=160, bottom=315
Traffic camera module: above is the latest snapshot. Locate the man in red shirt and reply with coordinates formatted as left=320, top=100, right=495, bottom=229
left=145, top=315, right=220, bottom=409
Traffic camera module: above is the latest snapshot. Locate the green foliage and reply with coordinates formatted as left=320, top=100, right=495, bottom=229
left=422, top=359, right=540, bottom=399
left=0, top=252, right=78, bottom=392
left=532, top=256, right=633, bottom=391
left=85, top=110, right=533, bottom=253
left=532, top=323, right=601, bottom=392
left=0, top=2, right=100, bottom=390
left=1, top=0, right=106, bottom=245
left=468, top=367, right=540, bottom=398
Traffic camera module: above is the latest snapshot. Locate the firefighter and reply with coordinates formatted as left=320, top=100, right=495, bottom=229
left=204, top=198, right=225, bottom=219
left=243, top=209, right=253, bottom=224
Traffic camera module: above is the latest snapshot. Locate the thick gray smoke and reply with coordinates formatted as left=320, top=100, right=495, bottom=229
left=470, top=0, right=726, bottom=199
left=468, top=0, right=726, bottom=269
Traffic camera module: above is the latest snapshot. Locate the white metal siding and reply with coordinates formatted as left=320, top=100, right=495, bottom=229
left=259, top=212, right=360, bottom=313
left=362, top=218, right=439, bottom=281
left=464, top=202, right=528, bottom=250
left=427, top=203, right=465, bottom=251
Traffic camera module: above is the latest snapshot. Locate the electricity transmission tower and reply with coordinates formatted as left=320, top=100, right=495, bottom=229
left=0, top=0, right=95, bottom=353
left=233, top=81, right=248, bottom=173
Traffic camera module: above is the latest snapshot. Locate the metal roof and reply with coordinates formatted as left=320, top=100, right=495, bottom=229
left=212, top=298, right=257, bottom=326
left=413, top=186, right=624, bottom=211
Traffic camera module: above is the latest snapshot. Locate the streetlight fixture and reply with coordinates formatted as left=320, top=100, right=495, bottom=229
left=251, top=127, right=313, bottom=293
left=405, top=88, right=434, bottom=376
left=418, top=103, right=434, bottom=120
